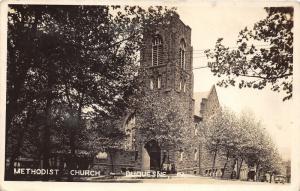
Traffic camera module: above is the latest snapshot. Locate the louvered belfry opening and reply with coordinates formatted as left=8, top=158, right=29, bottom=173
left=152, top=35, right=163, bottom=66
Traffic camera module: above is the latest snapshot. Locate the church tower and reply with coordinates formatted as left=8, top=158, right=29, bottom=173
left=140, top=14, right=193, bottom=98
left=134, top=14, right=195, bottom=172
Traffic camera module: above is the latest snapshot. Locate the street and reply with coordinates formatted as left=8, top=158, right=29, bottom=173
left=88, top=175, right=289, bottom=185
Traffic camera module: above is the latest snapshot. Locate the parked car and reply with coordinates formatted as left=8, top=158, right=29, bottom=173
left=274, top=175, right=286, bottom=184
left=259, top=175, right=267, bottom=182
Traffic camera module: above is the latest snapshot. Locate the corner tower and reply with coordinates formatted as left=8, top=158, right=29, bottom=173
left=135, top=15, right=195, bottom=172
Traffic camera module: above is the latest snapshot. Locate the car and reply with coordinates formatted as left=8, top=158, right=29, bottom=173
left=274, top=175, right=286, bottom=184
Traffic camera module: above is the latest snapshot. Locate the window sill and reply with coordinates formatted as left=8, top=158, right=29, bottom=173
left=145, top=64, right=167, bottom=69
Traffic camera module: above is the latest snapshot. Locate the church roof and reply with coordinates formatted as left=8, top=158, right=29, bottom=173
left=193, top=85, right=218, bottom=117
left=193, top=91, right=209, bottom=117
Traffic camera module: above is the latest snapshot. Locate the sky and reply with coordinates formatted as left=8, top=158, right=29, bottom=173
left=177, top=5, right=293, bottom=160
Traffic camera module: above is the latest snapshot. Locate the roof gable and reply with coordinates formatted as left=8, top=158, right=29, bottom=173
left=193, top=85, right=220, bottom=117
left=193, top=91, right=209, bottom=117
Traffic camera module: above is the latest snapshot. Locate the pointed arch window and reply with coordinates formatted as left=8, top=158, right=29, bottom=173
left=152, top=35, right=163, bottom=66
left=179, top=39, right=186, bottom=70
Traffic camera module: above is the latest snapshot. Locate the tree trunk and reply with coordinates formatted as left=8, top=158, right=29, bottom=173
left=68, top=114, right=76, bottom=182
left=68, top=96, right=83, bottom=181
left=198, top=143, right=202, bottom=175
left=255, top=163, right=260, bottom=182
left=70, top=106, right=82, bottom=161
left=211, top=146, right=218, bottom=176
left=109, top=150, right=115, bottom=173
left=160, top=154, right=166, bottom=172
left=236, top=158, right=244, bottom=179
left=41, top=97, right=53, bottom=181
left=221, top=151, right=229, bottom=179
left=230, top=158, right=237, bottom=179
left=42, top=98, right=52, bottom=169
left=158, top=153, right=167, bottom=178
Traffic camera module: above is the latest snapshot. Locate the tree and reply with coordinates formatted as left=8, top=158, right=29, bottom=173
left=205, top=7, right=293, bottom=101
left=6, top=5, right=178, bottom=180
left=237, top=110, right=283, bottom=181
left=233, top=110, right=259, bottom=179
left=6, top=5, right=63, bottom=178
left=200, top=107, right=283, bottom=180
left=83, top=114, right=127, bottom=173
left=260, top=146, right=282, bottom=183
left=201, top=108, right=239, bottom=175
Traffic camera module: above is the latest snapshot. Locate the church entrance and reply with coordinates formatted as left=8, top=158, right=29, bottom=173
left=144, top=140, right=161, bottom=171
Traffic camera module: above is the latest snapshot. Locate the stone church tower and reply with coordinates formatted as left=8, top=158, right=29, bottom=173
left=133, top=14, right=196, bottom=172
left=140, top=15, right=194, bottom=97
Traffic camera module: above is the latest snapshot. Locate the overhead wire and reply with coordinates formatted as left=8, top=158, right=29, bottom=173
left=139, top=44, right=273, bottom=70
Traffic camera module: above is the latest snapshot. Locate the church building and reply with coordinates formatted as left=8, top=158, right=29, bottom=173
left=92, top=14, right=236, bottom=178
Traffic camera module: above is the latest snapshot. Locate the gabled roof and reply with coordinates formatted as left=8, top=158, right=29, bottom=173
left=193, top=85, right=219, bottom=117
left=193, top=91, right=209, bottom=117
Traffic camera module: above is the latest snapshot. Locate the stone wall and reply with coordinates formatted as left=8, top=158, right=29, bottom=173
left=200, top=86, right=221, bottom=121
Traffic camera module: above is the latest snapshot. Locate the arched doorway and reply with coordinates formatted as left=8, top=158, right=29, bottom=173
left=144, top=140, right=161, bottom=171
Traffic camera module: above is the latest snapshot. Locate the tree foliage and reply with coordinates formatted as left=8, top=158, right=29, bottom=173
left=135, top=91, right=193, bottom=171
left=201, top=108, right=283, bottom=179
left=205, top=7, right=293, bottom=101
left=6, top=4, right=177, bottom=179
left=136, top=91, right=191, bottom=148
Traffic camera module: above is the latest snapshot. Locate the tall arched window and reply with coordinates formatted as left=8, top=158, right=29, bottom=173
left=150, top=79, right=154, bottom=90
left=194, top=149, right=198, bottom=161
left=179, top=80, right=182, bottom=91
left=179, top=39, right=186, bottom=69
left=157, top=76, right=161, bottom=89
left=152, top=35, right=163, bottom=66
left=180, top=151, right=184, bottom=161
